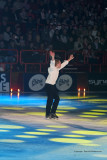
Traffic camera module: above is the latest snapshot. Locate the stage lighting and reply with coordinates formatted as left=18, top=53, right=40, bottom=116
left=78, top=91, right=80, bottom=97
left=17, top=89, right=20, bottom=92
left=78, top=88, right=80, bottom=92
left=84, top=88, right=86, bottom=92
left=10, top=88, right=13, bottom=92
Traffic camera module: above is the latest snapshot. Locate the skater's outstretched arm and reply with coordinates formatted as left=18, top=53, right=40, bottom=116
left=49, top=51, right=55, bottom=67
left=49, top=51, right=55, bottom=61
left=67, top=54, right=74, bottom=62
left=60, top=54, right=74, bottom=70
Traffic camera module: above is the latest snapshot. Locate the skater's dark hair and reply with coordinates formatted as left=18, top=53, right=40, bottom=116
left=55, top=59, right=61, bottom=66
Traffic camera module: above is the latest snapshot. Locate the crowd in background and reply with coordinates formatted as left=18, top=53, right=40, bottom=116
left=0, top=0, right=107, bottom=71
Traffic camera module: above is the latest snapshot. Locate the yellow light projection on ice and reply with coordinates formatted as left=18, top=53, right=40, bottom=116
left=0, top=139, right=24, bottom=143
left=0, top=125, right=25, bottom=129
left=80, top=143, right=100, bottom=146
left=82, top=112, right=106, bottom=115
left=60, top=96, right=96, bottom=99
left=91, top=110, right=107, bottom=112
left=46, top=125, right=69, bottom=128
left=96, top=119, right=107, bottom=125
left=26, top=112, right=63, bottom=116
left=56, top=110, right=68, bottom=113
left=63, top=135, right=85, bottom=138
left=70, top=118, right=92, bottom=121
left=79, top=115, right=98, bottom=118
left=94, top=154, right=107, bottom=158
left=58, top=106, right=77, bottom=110
left=80, top=99, right=107, bottom=102
left=37, top=106, right=77, bottom=110
left=49, top=138, right=92, bottom=144
left=36, top=129, right=56, bottom=132
left=24, top=132, right=50, bottom=135
left=0, top=107, right=24, bottom=110
left=0, top=130, right=10, bottom=132
left=72, top=130, right=107, bottom=135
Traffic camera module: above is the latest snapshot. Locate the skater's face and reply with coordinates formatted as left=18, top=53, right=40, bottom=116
left=56, top=61, right=61, bottom=68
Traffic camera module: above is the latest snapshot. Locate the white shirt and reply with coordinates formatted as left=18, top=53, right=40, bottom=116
left=45, top=60, right=69, bottom=85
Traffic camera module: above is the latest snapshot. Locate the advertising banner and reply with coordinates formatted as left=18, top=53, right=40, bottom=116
left=24, top=74, right=47, bottom=92
left=56, top=74, right=77, bottom=91
left=24, top=73, right=77, bottom=92
left=0, top=73, right=10, bottom=92
left=88, top=73, right=107, bottom=91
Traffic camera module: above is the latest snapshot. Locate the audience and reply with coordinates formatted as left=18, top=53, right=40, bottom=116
left=0, top=0, right=107, bottom=71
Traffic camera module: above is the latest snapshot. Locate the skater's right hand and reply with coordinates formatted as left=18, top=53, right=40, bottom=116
left=50, top=51, right=55, bottom=57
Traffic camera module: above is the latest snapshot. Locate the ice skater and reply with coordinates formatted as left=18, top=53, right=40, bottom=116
left=45, top=50, right=74, bottom=119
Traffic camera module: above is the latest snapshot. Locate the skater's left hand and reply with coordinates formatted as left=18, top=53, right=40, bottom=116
left=68, top=54, right=74, bottom=62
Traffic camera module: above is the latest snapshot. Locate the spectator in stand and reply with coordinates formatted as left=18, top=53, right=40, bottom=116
left=0, top=41, right=6, bottom=49
left=0, top=18, right=8, bottom=33
left=0, top=32, right=3, bottom=41
left=41, top=25, right=50, bottom=44
left=67, top=36, right=74, bottom=51
left=78, top=25, right=84, bottom=36
left=3, top=26, right=12, bottom=44
left=12, top=0, right=24, bottom=12
left=26, top=31, right=33, bottom=47
left=29, top=0, right=39, bottom=11
left=39, top=43, right=46, bottom=63
left=12, top=26, right=22, bottom=48
left=26, top=15, right=35, bottom=31
left=12, top=34, right=20, bottom=48
left=0, top=0, right=106, bottom=69
left=52, top=29, right=61, bottom=50
left=7, top=0, right=13, bottom=9
left=49, top=24, right=56, bottom=39
left=74, top=37, right=83, bottom=51
left=34, top=34, right=41, bottom=49
left=19, top=7, right=28, bottom=23
left=0, top=40, right=14, bottom=71
left=7, top=40, right=16, bottom=63
left=101, top=23, right=107, bottom=38
left=23, top=0, right=30, bottom=10
left=100, top=37, right=107, bottom=51
left=27, top=9, right=35, bottom=21
left=69, top=29, right=77, bottom=42
left=19, top=39, right=26, bottom=50
left=28, top=42, right=37, bottom=50
left=12, top=0, right=24, bottom=21
left=96, top=31, right=102, bottom=43
left=88, top=30, right=94, bottom=43
left=83, top=43, right=99, bottom=64
left=92, top=25, right=98, bottom=39
left=8, top=40, right=16, bottom=49
left=74, top=37, right=84, bottom=63
left=60, top=29, right=68, bottom=50
left=82, top=44, right=92, bottom=62
left=93, top=38, right=101, bottom=50
left=3, top=4, right=15, bottom=22
left=0, top=41, right=6, bottom=63
left=40, top=8, right=46, bottom=24
left=0, top=0, right=6, bottom=10
left=83, top=37, right=89, bottom=49
left=2, top=5, right=10, bottom=18
left=19, top=35, right=26, bottom=48
left=0, top=64, right=5, bottom=71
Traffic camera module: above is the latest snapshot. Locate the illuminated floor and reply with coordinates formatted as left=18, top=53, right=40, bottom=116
left=0, top=92, right=107, bottom=160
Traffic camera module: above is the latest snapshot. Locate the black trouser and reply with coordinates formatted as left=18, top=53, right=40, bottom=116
left=45, top=84, right=60, bottom=116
